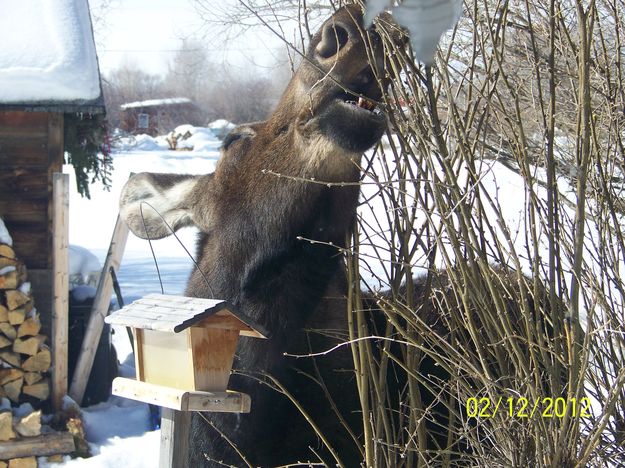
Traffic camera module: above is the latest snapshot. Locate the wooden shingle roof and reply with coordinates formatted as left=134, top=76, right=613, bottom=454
left=105, top=294, right=268, bottom=338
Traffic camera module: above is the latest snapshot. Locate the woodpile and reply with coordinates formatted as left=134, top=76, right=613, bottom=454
left=0, top=240, right=73, bottom=466
left=0, top=400, right=75, bottom=464
left=0, top=243, right=51, bottom=405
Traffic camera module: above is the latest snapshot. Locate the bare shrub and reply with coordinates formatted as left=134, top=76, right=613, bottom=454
left=346, top=0, right=625, bottom=465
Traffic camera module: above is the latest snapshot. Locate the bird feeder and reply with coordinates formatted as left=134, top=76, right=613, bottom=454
left=104, top=293, right=268, bottom=467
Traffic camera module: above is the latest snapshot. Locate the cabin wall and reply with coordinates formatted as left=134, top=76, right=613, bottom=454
left=0, top=110, right=64, bottom=335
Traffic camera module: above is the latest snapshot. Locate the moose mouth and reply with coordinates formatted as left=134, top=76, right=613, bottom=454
left=314, top=86, right=387, bottom=152
left=302, top=65, right=388, bottom=152
left=328, top=64, right=387, bottom=124
left=336, top=93, right=383, bottom=115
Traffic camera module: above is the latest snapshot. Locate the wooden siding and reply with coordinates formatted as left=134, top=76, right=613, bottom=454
left=0, top=111, right=63, bottom=270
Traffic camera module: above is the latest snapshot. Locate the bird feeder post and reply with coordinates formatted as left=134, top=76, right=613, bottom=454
left=159, top=408, right=190, bottom=468
left=105, top=294, right=268, bottom=467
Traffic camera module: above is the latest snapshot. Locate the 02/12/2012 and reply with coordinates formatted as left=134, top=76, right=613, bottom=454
left=466, top=396, right=592, bottom=419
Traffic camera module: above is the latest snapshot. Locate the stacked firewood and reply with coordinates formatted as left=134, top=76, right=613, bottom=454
left=0, top=242, right=51, bottom=444
left=0, top=400, right=43, bottom=468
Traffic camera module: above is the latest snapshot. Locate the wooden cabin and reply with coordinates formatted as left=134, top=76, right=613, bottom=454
left=0, top=0, right=104, bottom=337
left=120, top=98, right=203, bottom=136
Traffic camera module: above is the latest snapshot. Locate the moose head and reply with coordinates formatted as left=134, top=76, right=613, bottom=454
left=119, top=5, right=399, bottom=243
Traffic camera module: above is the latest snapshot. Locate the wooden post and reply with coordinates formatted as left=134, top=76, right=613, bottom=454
left=68, top=214, right=129, bottom=405
left=159, top=408, right=191, bottom=468
left=51, top=173, right=69, bottom=412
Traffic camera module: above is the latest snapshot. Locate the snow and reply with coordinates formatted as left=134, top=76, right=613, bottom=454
left=114, top=134, right=168, bottom=153
left=81, top=398, right=153, bottom=443
left=120, top=97, right=191, bottom=110
left=69, top=245, right=102, bottom=287
left=13, top=403, right=36, bottom=419
left=39, top=431, right=160, bottom=468
left=0, top=217, right=13, bottom=245
left=71, top=285, right=97, bottom=302
left=207, top=119, right=236, bottom=139
left=0, top=266, right=16, bottom=276
left=19, top=282, right=31, bottom=295
left=207, top=119, right=235, bottom=131
left=167, top=125, right=222, bottom=151
left=0, top=0, right=101, bottom=103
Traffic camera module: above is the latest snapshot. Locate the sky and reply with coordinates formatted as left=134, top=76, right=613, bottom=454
left=90, top=0, right=289, bottom=77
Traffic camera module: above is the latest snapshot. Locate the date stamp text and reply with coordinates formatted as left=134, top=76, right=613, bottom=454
left=466, top=396, right=592, bottom=419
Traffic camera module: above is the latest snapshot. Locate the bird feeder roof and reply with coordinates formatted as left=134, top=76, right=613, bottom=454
left=105, top=294, right=268, bottom=338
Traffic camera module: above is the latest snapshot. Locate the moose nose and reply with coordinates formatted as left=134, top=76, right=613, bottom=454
left=315, top=21, right=350, bottom=59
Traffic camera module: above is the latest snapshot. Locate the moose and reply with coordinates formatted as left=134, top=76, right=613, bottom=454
left=119, top=5, right=405, bottom=466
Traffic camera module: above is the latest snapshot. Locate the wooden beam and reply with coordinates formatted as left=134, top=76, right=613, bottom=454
left=159, top=408, right=190, bottom=468
left=51, top=173, right=69, bottom=412
left=68, top=214, right=129, bottom=405
left=0, top=432, right=75, bottom=460
left=112, top=377, right=251, bottom=413
left=47, top=113, right=64, bottom=271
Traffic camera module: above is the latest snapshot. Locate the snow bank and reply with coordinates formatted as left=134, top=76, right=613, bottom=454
left=71, top=285, right=97, bottom=302
left=207, top=119, right=235, bottom=139
left=81, top=398, right=153, bottom=443
left=114, top=134, right=168, bottom=152
left=0, top=0, right=101, bottom=103
left=113, top=126, right=222, bottom=153
left=40, top=431, right=160, bottom=468
left=69, top=245, right=101, bottom=287
left=169, top=124, right=220, bottom=151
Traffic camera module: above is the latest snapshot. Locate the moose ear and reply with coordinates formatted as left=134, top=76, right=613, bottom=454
left=119, top=172, right=202, bottom=240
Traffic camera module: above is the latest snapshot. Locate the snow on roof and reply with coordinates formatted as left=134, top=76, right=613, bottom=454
left=0, top=0, right=102, bottom=106
left=105, top=293, right=269, bottom=338
left=120, top=97, right=192, bottom=110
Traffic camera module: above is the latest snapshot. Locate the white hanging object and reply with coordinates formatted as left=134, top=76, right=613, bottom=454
left=365, top=0, right=463, bottom=64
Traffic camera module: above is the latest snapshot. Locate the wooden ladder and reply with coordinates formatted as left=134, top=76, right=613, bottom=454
left=67, top=212, right=129, bottom=405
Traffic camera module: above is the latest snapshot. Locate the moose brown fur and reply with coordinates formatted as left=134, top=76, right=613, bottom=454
left=119, top=6, right=403, bottom=466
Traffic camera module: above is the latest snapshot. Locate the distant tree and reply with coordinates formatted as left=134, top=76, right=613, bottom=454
left=89, top=0, right=118, bottom=49
left=205, top=73, right=275, bottom=124
left=163, top=39, right=214, bottom=104
left=102, top=63, right=165, bottom=129
left=192, top=0, right=337, bottom=46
